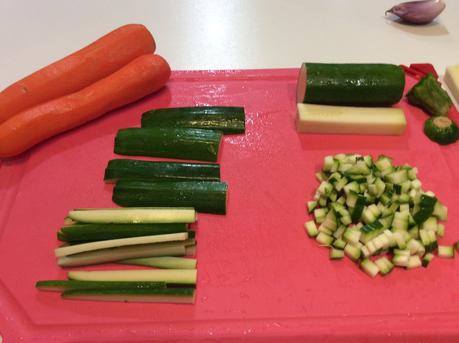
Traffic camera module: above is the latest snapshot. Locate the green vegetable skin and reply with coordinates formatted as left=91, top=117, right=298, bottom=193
left=297, top=63, right=405, bottom=106
left=61, top=287, right=196, bottom=303
left=36, top=280, right=166, bottom=291
left=104, top=159, right=220, bottom=182
left=113, top=180, right=228, bottom=214
left=407, top=73, right=452, bottom=116
left=141, top=107, right=245, bottom=134
left=59, top=223, right=188, bottom=243
left=114, top=128, right=222, bottom=162
left=424, top=116, right=459, bottom=145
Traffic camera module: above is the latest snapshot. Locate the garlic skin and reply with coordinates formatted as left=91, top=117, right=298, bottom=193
left=386, top=0, right=446, bottom=24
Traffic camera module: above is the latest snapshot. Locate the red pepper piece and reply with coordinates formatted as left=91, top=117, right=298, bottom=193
left=410, top=63, right=439, bottom=79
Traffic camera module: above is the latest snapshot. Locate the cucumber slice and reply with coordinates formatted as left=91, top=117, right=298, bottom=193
left=422, top=253, right=434, bottom=267
left=104, top=159, right=220, bottom=183
left=35, top=280, right=166, bottom=292
left=68, top=269, right=197, bottom=285
left=344, top=243, right=361, bottom=261
left=297, top=63, right=405, bottom=106
left=424, top=117, right=459, bottom=145
left=55, top=232, right=188, bottom=258
left=58, top=223, right=188, bottom=243
left=113, top=180, right=227, bottom=215
left=114, top=127, right=223, bottom=162
left=141, top=106, right=245, bottom=134
left=307, top=201, right=318, bottom=213
left=67, top=208, right=197, bottom=224
left=118, top=256, right=197, bottom=269
left=407, top=73, right=452, bottom=117
left=58, top=241, right=187, bottom=267
left=433, top=201, right=448, bottom=221
left=62, top=287, right=196, bottom=304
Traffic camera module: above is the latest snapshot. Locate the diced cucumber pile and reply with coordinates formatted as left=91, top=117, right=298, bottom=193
left=304, top=153, right=457, bottom=277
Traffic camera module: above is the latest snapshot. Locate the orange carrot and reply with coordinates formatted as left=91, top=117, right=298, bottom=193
left=0, top=54, right=170, bottom=158
left=0, top=24, right=155, bottom=124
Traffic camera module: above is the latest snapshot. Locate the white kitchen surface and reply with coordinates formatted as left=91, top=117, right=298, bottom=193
left=0, top=0, right=458, bottom=88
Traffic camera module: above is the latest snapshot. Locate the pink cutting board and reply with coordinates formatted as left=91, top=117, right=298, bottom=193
left=0, top=69, right=458, bottom=342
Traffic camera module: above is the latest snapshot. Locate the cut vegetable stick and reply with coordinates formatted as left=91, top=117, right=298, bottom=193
left=444, top=64, right=459, bottom=105
left=67, top=207, right=197, bottom=224
left=118, top=256, right=197, bottom=269
left=35, top=280, right=166, bottom=292
left=296, top=103, right=406, bottom=135
left=58, top=223, right=188, bottom=243
left=0, top=54, right=171, bottom=158
left=55, top=232, right=188, bottom=257
left=185, top=245, right=196, bottom=256
left=61, top=288, right=196, bottom=304
left=0, top=24, right=155, bottom=124
left=68, top=269, right=197, bottom=284
left=57, top=241, right=186, bottom=267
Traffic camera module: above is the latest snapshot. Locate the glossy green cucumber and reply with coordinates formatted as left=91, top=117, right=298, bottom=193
left=297, top=63, right=405, bottom=106
left=35, top=280, right=166, bottom=292
left=61, top=287, right=196, bottom=303
left=141, top=107, right=245, bottom=134
left=113, top=180, right=228, bottom=214
left=114, top=128, right=222, bottom=162
left=104, top=159, right=220, bottom=183
left=58, top=223, right=188, bottom=243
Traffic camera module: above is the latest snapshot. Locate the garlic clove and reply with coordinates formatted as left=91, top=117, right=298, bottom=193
left=386, top=0, right=446, bottom=25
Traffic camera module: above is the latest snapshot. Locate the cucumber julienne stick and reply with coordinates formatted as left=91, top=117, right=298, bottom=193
left=114, top=127, right=223, bottom=162
left=35, top=280, right=166, bottom=292
left=67, top=207, right=197, bottom=224
left=113, top=180, right=228, bottom=215
left=58, top=223, right=188, bottom=243
left=54, top=232, right=188, bottom=257
left=68, top=269, right=197, bottom=285
left=61, top=287, right=196, bottom=304
left=119, top=256, right=197, bottom=269
left=57, top=241, right=187, bottom=267
left=141, top=106, right=246, bottom=134
left=297, top=63, right=405, bottom=106
left=104, top=159, right=221, bottom=183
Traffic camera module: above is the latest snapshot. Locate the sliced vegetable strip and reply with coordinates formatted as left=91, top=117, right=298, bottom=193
left=61, top=287, right=196, bottom=304
left=54, top=232, right=188, bottom=257
left=58, top=223, right=188, bottom=243
left=104, top=159, right=221, bottom=183
left=67, top=207, right=197, bottom=224
left=35, top=280, right=166, bottom=292
left=113, top=180, right=228, bottom=214
left=114, top=127, right=222, bottom=162
left=68, top=269, right=197, bottom=284
left=141, top=106, right=245, bottom=134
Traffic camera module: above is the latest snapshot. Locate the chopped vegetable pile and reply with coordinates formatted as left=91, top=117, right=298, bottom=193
left=304, top=153, right=457, bottom=277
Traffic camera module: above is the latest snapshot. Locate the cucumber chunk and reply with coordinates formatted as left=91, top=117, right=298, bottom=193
left=407, top=73, right=452, bottom=117
left=424, top=116, right=459, bottom=145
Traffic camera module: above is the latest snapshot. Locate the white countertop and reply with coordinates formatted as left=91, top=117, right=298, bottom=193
left=1, top=0, right=458, bottom=88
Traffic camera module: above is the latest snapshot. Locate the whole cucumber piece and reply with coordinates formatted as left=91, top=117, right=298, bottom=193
left=297, top=63, right=405, bottom=106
